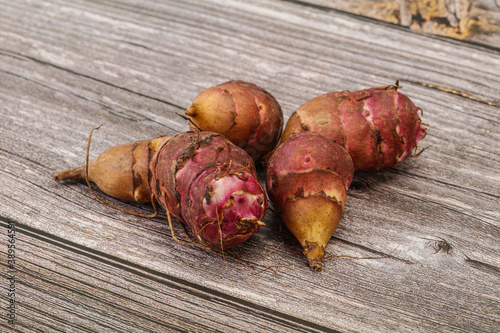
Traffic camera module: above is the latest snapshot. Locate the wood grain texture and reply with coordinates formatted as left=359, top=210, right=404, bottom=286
left=0, top=217, right=330, bottom=333
left=0, top=0, right=499, bottom=332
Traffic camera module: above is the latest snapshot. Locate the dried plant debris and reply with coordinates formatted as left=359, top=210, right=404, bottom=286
left=345, top=0, right=497, bottom=39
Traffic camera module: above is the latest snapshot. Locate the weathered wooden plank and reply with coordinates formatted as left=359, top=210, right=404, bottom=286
left=0, top=0, right=499, bottom=332
left=0, top=216, right=332, bottom=333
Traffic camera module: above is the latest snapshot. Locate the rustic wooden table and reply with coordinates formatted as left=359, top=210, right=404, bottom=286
left=1, top=0, right=499, bottom=332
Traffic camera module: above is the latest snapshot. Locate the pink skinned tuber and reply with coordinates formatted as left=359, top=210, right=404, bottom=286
left=271, top=84, right=427, bottom=171
left=266, top=132, right=354, bottom=271
left=51, top=131, right=267, bottom=250
left=149, top=131, right=267, bottom=249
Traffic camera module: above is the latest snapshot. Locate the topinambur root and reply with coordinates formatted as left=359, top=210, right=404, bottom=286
left=51, top=131, right=267, bottom=250
left=186, top=80, right=283, bottom=162
left=272, top=84, right=426, bottom=171
left=266, top=132, right=354, bottom=271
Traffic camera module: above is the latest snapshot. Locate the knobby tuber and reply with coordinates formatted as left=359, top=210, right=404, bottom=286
left=272, top=84, right=427, bottom=171
left=266, top=132, right=354, bottom=271
left=185, top=80, right=283, bottom=162
left=51, top=131, right=267, bottom=250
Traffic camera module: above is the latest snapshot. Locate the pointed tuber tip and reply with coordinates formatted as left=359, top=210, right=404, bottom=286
left=50, top=166, right=85, bottom=182
left=303, top=240, right=325, bottom=272
left=307, top=258, right=323, bottom=272
left=50, top=171, right=62, bottom=182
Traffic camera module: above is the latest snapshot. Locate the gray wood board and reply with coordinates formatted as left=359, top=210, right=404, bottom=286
left=0, top=216, right=329, bottom=333
left=0, top=0, right=499, bottom=332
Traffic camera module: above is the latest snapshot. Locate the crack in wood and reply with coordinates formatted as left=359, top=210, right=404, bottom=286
left=388, top=168, right=500, bottom=200
left=16, top=268, right=187, bottom=331
left=333, top=237, right=414, bottom=264
left=463, top=252, right=500, bottom=276
left=0, top=61, right=182, bottom=132
left=0, top=48, right=186, bottom=110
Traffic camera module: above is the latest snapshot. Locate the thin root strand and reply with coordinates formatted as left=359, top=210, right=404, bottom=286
left=410, top=146, right=429, bottom=158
